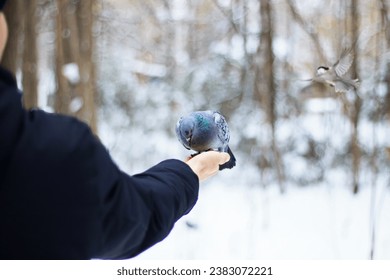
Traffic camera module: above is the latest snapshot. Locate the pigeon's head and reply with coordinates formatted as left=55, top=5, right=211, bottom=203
left=176, top=116, right=195, bottom=149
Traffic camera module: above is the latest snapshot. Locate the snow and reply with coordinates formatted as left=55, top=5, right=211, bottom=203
left=134, top=183, right=390, bottom=259
left=62, top=63, right=80, bottom=84
left=171, top=0, right=189, bottom=21
left=69, top=97, right=84, bottom=113
left=273, top=37, right=289, bottom=60
left=129, top=59, right=167, bottom=78
left=304, top=98, right=340, bottom=114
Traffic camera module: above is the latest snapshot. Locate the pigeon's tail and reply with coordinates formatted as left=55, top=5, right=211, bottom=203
left=219, top=146, right=236, bottom=170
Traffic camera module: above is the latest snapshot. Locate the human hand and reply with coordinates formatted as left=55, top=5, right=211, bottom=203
left=185, top=151, right=230, bottom=181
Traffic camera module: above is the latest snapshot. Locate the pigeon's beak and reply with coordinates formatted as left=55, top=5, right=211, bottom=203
left=186, top=136, right=192, bottom=146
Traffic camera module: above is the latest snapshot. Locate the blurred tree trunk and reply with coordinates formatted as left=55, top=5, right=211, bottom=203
left=22, top=0, right=38, bottom=109
left=2, top=0, right=38, bottom=109
left=211, top=0, right=249, bottom=114
left=1, top=0, right=22, bottom=73
left=380, top=0, right=390, bottom=119
left=238, top=0, right=250, bottom=104
left=161, top=1, right=176, bottom=84
left=76, top=0, right=97, bottom=133
left=55, top=0, right=97, bottom=133
left=254, top=0, right=285, bottom=193
left=286, top=0, right=326, bottom=63
left=55, top=0, right=72, bottom=115
left=350, top=0, right=361, bottom=194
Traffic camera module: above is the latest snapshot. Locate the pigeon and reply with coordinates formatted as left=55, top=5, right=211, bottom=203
left=305, top=48, right=360, bottom=93
left=176, top=110, right=236, bottom=170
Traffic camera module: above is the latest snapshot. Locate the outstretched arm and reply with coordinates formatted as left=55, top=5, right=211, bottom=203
left=95, top=152, right=229, bottom=259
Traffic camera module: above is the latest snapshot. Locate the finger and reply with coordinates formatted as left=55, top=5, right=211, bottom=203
left=219, top=152, right=230, bottom=164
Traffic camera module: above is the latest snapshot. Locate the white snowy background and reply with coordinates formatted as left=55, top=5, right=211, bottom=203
left=34, top=0, right=390, bottom=259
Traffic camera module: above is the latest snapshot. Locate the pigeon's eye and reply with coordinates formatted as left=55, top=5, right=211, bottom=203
left=184, top=130, right=191, bottom=137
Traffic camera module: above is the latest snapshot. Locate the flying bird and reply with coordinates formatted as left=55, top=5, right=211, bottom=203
left=176, top=110, right=236, bottom=170
left=305, top=48, right=360, bottom=93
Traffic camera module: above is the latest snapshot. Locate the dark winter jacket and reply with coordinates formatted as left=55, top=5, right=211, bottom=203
left=0, top=66, right=199, bottom=259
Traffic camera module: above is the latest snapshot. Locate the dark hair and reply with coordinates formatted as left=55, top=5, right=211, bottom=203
left=0, top=0, right=7, bottom=11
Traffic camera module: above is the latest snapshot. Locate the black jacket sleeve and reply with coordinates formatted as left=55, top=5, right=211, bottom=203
left=0, top=66, right=199, bottom=259
left=96, top=160, right=199, bottom=259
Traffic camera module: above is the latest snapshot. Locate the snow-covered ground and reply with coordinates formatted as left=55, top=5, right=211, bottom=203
left=135, top=182, right=390, bottom=259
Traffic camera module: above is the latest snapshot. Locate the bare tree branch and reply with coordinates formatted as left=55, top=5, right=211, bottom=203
left=211, top=0, right=241, bottom=34
left=286, top=0, right=326, bottom=63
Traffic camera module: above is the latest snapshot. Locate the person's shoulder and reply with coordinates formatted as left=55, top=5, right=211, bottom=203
left=25, top=109, right=96, bottom=155
left=29, top=109, right=87, bottom=127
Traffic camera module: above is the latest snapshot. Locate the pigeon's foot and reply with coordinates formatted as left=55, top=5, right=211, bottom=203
left=219, top=146, right=236, bottom=170
left=190, top=152, right=201, bottom=158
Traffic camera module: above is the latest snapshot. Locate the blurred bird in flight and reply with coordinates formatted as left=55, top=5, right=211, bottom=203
left=303, top=48, right=360, bottom=93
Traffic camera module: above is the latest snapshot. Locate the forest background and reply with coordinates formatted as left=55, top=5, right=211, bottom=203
left=2, top=0, right=390, bottom=259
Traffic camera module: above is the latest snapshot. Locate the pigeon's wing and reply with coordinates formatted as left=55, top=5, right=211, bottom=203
left=333, top=48, right=354, bottom=77
left=175, top=118, right=191, bottom=150
left=213, top=111, right=230, bottom=148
